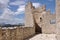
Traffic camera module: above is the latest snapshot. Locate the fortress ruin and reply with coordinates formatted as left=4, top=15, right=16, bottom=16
left=0, top=0, right=60, bottom=40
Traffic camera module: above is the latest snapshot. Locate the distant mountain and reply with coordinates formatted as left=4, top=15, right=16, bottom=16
left=0, top=23, right=25, bottom=27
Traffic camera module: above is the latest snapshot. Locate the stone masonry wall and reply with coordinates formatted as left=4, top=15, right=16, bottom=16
left=42, top=10, right=56, bottom=34
left=56, top=0, right=60, bottom=40
left=0, top=26, right=35, bottom=40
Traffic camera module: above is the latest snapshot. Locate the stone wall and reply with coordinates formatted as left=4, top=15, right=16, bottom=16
left=41, top=10, right=56, bottom=34
left=56, top=0, right=60, bottom=40
left=33, top=6, right=56, bottom=34
left=0, top=26, right=35, bottom=40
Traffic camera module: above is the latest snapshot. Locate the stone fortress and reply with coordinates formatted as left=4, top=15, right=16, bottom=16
left=0, top=0, right=60, bottom=40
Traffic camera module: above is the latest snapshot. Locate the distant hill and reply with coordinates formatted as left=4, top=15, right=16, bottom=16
left=0, top=23, right=25, bottom=27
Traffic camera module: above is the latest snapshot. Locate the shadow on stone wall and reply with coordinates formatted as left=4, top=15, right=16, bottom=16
left=35, top=22, right=42, bottom=34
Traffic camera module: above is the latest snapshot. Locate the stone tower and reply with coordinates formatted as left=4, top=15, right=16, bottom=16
left=25, top=2, right=34, bottom=27
left=56, top=0, right=60, bottom=22
left=56, top=0, right=60, bottom=40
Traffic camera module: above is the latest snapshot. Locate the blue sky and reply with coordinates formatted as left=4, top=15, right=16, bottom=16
left=0, top=0, right=55, bottom=24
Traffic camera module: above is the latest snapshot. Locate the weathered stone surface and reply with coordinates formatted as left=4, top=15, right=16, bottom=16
left=0, top=26, right=35, bottom=40
left=29, top=34, right=57, bottom=40
left=56, top=0, right=60, bottom=40
left=32, top=2, right=56, bottom=34
left=25, top=2, right=34, bottom=27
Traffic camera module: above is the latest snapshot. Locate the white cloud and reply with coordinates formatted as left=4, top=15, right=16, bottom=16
left=0, top=0, right=25, bottom=24
left=15, top=5, right=25, bottom=15
left=33, top=3, right=41, bottom=8
left=0, top=0, right=10, bottom=12
left=0, top=0, right=9, bottom=4
left=0, top=17, right=24, bottom=24
left=8, top=5, right=25, bottom=15
left=0, top=0, right=9, bottom=8
left=8, top=0, right=25, bottom=15
left=0, top=8, right=14, bottom=19
left=0, top=0, right=41, bottom=24
left=0, top=6, right=24, bottom=24
left=0, top=0, right=42, bottom=24
left=0, top=7, right=24, bottom=24
left=0, top=3, right=5, bottom=9
left=15, top=2, right=41, bottom=15
left=9, top=0, right=25, bottom=5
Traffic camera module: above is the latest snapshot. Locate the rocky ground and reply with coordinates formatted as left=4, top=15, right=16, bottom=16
left=29, top=34, right=57, bottom=40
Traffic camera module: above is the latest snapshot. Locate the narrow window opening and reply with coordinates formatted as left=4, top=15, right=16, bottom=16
left=50, top=20, right=56, bottom=24
left=40, top=17, right=42, bottom=22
